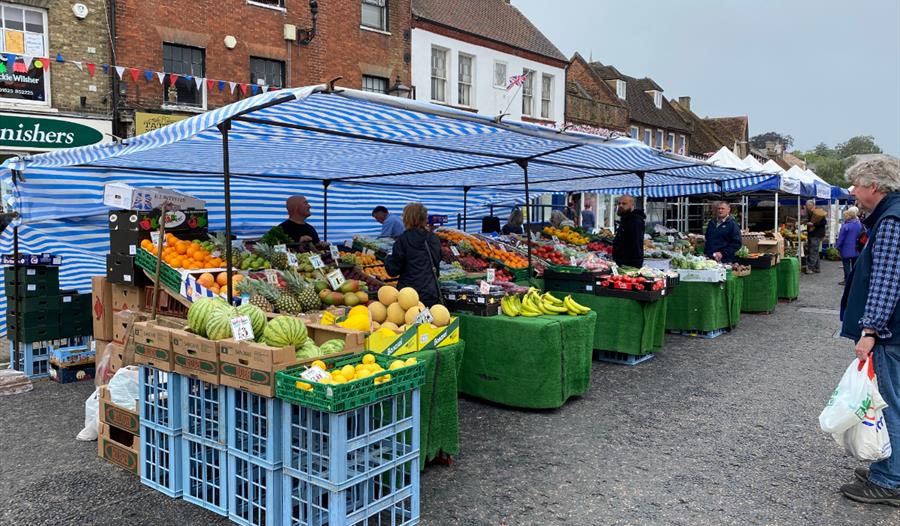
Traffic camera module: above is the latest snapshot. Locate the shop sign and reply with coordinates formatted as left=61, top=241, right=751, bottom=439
left=0, top=61, right=47, bottom=102
left=135, top=112, right=189, bottom=135
left=0, top=114, right=108, bottom=150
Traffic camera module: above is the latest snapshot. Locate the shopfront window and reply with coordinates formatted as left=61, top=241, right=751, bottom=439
left=0, top=3, right=49, bottom=105
left=250, top=57, right=284, bottom=88
left=163, top=43, right=205, bottom=108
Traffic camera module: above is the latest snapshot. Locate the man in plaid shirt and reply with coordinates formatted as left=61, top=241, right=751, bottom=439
left=839, top=155, right=900, bottom=506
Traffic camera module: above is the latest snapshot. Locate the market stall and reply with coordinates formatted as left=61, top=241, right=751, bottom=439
left=571, top=292, right=667, bottom=356
left=665, top=271, right=743, bottom=336
left=738, top=266, right=778, bottom=313
left=776, top=256, right=801, bottom=300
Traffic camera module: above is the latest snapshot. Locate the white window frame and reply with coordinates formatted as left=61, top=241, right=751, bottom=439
left=161, top=43, right=207, bottom=111
left=540, top=73, right=553, bottom=119
left=616, top=80, right=626, bottom=100
left=629, top=126, right=639, bottom=139
left=521, top=69, right=535, bottom=117
left=457, top=53, right=474, bottom=108
left=666, top=132, right=676, bottom=152
left=247, top=0, right=286, bottom=11
left=430, top=46, right=448, bottom=103
left=678, top=134, right=687, bottom=154
left=360, top=0, right=388, bottom=32
left=362, top=74, right=389, bottom=94
left=652, top=90, right=662, bottom=108
left=656, top=129, right=664, bottom=149
left=642, top=129, right=652, bottom=146
left=493, top=61, right=508, bottom=88
left=0, top=3, right=50, bottom=107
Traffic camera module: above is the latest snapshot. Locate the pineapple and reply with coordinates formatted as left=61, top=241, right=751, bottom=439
left=238, top=279, right=274, bottom=312
left=283, top=270, right=321, bottom=312
left=254, top=242, right=290, bottom=271
left=254, top=276, right=302, bottom=315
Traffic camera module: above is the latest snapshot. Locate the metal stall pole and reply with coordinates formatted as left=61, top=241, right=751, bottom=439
left=463, top=186, right=470, bottom=232
left=774, top=192, right=779, bottom=231
left=517, top=159, right=532, bottom=273
left=12, top=225, right=20, bottom=370
left=638, top=171, right=646, bottom=210
left=322, top=180, right=331, bottom=242
left=218, top=120, right=235, bottom=304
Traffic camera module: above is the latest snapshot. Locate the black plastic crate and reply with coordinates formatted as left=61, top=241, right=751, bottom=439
left=7, top=317, right=60, bottom=341
left=736, top=254, right=776, bottom=269
left=6, top=294, right=58, bottom=315
left=106, top=254, right=152, bottom=286
left=4, top=266, right=59, bottom=290
left=445, top=298, right=501, bottom=316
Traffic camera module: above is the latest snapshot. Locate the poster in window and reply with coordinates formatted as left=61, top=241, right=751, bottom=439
left=24, top=33, right=44, bottom=56
left=0, top=62, right=46, bottom=102
left=5, top=31, right=25, bottom=55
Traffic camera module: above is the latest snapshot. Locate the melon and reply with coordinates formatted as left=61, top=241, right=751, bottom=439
left=295, top=339, right=321, bottom=360
left=205, top=308, right=237, bottom=341
left=398, top=288, right=419, bottom=310
left=187, top=297, right=226, bottom=338
left=263, top=315, right=308, bottom=349
left=348, top=305, right=369, bottom=319
left=404, top=306, right=422, bottom=325
left=319, top=339, right=346, bottom=355
left=344, top=292, right=360, bottom=307
left=237, top=303, right=267, bottom=338
left=338, top=315, right=370, bottom=332
left=377, top=286, right=399, bottom=305
left=368, top=302, right=387, bottom=323
left=386, top=303, right=406, bottom=325
left=417, top=302, right=425, bottom=310
left=430, top=304, right=451, bottom=327
left=381, top=321, right=399, bottom=332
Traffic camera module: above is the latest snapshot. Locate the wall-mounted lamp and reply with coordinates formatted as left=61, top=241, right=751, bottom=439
left=297, top=0, right=319, bottom=45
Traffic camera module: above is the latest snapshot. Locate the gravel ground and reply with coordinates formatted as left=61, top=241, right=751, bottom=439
left=1, top=261, right=896, bottom=525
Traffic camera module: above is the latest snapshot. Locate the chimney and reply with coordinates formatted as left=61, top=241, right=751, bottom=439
left=765, top=141, right=775, bottom=155
left=677, top=96, right=691, bottom=110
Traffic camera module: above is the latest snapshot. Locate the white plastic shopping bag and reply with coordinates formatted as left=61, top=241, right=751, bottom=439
left=833, top=368, right=892, bottom=461
left=76, top=388, right=100, bottom=441
left=819, top=358, right=875, bottom=434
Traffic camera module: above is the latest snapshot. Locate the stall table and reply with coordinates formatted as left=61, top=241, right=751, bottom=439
left=457, top=311, right=597, bottom=409
left=665, top=272, right=742, bottom=333
left=568, top=292, right=667, bottom=356
left=739, top=266, right=778, bottom=313
left=776, top=256, right=800, bottom=300
left=404, top=341, right=465, bottom=468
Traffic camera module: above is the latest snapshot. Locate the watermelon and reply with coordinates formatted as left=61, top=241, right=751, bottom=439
left=187, top=297, right=227, bottom=338
left=262, top=315, right=307, bottom=349
left=237, top=303, right=267, bottom=339
left=206, top=308, right=237, bottom=341
left=295, top=339, right=320, bottom=360
left=319, top=339, right=345, bottom=355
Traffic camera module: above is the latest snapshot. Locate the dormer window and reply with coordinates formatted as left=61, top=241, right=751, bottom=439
left=647, top=90, right=662, bottom=109
left=616, top=80, right=626, bottom=100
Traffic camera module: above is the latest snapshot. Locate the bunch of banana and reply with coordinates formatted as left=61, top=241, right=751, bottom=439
left=503, top=289, right=592, bottom=317
left=500, top=295, right=523, bottom=317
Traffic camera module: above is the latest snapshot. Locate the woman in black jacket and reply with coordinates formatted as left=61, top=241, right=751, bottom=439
left=385, top=203, right=443, bottom=307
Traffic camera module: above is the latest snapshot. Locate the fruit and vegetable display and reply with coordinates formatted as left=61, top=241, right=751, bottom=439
left=531, top=244, right=570, bottom=266
left=140, top=234, right=226, bottom=270
left=587, top=241, right=613, bottom=255
left=366, top=286, right=452, bottom=335
left=543, top=226, right=589, bottom=245
left=501, top=288, right=591, bottom=317
left=597, top=273, right=665, bottom=292
left=436, top=229, right=528, bottom=269
left=236, top=272, right=323, bottom=314
left=670, top=254, right=719, bottom=270
left=293, top=354, right=419, bottom=391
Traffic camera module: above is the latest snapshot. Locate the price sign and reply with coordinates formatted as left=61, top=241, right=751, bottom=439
left=265, top=269, right=279, bottom=285
left=309, top=254, right=324, bottom=269
left=414, top=307, right=434, bottom=325
left=329, top=244, right=340, bottom=261
left=570, top=256, right=577, bottom=266
left=274, top=244, right=288, bottom=253
left=287, top=252, right=299, bottom=267
left=450, top=246, right=460, bottom=257
left=611, top=265, right=619, bottom=276
left=326, top=269, right=346, bottom=291
left=485, top=268, right=496, bottom=283
left=530, top=231, right=540, bottom=242
left=211, top=249, right=222, bottom=259
left=479, top=280, right=491, bottom=295
left=150, top=231, right=161, bottom=245
left=364, top=248, right=375, bottom=256
left=230, top=315, right=255, bottom=342
left=300, top=366, right=331, bottom=382
left=552, top=235, right=560, bottom=244
left=320, top=310, right=337, bottom=326
left=667, top=235, right=675, bottom=243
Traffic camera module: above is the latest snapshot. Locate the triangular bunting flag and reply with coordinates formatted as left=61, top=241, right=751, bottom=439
left=23, top=56, right=33, bottom=69
left=156, top=71, right=166, bottom=84
left=129, top=68, right=140, bottom=82
left=86, top=63, right=96, bottom=76
left=250, top=85, right=259, bottom=95
left=144, top=70, right=153, bottom=82
left=6, top=55, right=15, bottom=73
left=228, top=82, right=236, bottom=94
left=101, top=64, right=109, bottom=74
left=194, top=77, right=203, bottom=90
left=206, top=79, right=214, bottom=92
left=55, top=53, right=64, bottom=63
left=73, top=61, right=84, bottom=71
left=114, top=66, right=125, bottom=79
left=262, top=85, right=269, bottom=93
left=239, top=83, right=248, bottom=95
left=218, top=81, right=226, bottom=92
left=169, top=74, right=179, bottom=86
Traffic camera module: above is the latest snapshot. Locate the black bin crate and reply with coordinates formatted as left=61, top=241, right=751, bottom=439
left=106, top=254, right=151, bottom=286
left=108, top=209, right=208, bottom=256
left=7, top=314, right=60, bottom=342
left=6, top=294, right=57, bottom=315
left=4, top=266, right=59, bottom=291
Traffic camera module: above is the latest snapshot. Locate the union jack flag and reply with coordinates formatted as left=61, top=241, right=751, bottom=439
left=506, top=72, right=528, bottom=90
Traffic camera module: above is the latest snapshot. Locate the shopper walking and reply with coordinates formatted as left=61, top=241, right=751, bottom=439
left=838, top=155, right=900, bottom=506
left=385, top=203, right=443, bottom=307
left=581, top=202, right=596, bottom=232
left=804, top=199, right=827, bottom=273
left=612, top=195, right=645, bottom=268
left=835, top=207, right=862, bottom=285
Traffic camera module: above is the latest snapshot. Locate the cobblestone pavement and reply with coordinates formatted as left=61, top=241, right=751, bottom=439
left=1, top=261, right=896, bottom=525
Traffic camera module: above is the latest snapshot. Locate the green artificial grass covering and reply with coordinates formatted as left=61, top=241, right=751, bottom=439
left=457, top=311, right=597, bottom=409
left=665, top=273, right=742, bottom=333
left=569, top=292, right=667, bottom=355
left=403, top=341, right=465, bottom=468
left=777, top=257, right=801, bottom=299
left=740, top=266, right=778, bottom=313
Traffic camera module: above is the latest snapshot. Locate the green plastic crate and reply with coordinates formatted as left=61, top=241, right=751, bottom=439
left=5, top=295, right=57, bottom=314
left=546, top=264, right=585, bottom=274
left=135, top=248, right=183, bottom=292
left=276, top=353, right=426, bottom=413
left=4, top=266, right=59, bottom=289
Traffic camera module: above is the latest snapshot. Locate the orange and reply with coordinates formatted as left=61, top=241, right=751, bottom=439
left=198, top=272, right=215, bottom=288
left=175, top=242, right=188, bottom=255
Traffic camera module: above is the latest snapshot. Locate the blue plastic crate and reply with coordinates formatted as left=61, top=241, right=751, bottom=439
left=140, top=423, right=183, bottom=498
left=282, top=390, right=420, bottom=490
left=281, top=455, right=419, bottom=526
left=7, top=340, right=53, bottom=378
left=182, top=436, right=228, bottom=516
left=227, top=388, right=282, bottom=468
left=181, top=376, right=226, bottom=446
left=229, top=452, right=283, bottom=526
left=139, top=366, right=183, bottom=431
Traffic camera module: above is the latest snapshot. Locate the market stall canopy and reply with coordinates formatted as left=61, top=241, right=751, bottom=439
left=803, top=169, right=833, bottom=199
left=760, top=160, right=785, bottom=174
left=742, top=155, right=765, bottom=172
left=2, top=85, right=776, bottom=225
left=707, top=147, right=749, bottom=170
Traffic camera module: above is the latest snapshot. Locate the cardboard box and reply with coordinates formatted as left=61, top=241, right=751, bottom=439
left=103, top=182, right=205, bottom=211
left=758, top=232, right=784, bottom=259
left=49, top=363, right=95, bottom=384
left=97, top=422, right=140, bottom=475
left=305, top=323, right=366, bottom=354
left=218, top=340, right=297, bottom=397
left=111, top=284, right=145, bottom=312
left=676, top=268, right=727, bottom=283
left=91, top=276, right=114, bottom=341
left=416, top=317, right=460, bottom=352
left=99, top=385, right=140, bottom=434
left=132, top=321, right=175, bottom=371
left=112, top=310, right=148, bottom=345
left=365, top=325, right=419, bottom=356
left=171, top=329, right=220, bottom=384
left=49, top=345, right=95, bottom=367
left=106, top=342, right=125, bottom=372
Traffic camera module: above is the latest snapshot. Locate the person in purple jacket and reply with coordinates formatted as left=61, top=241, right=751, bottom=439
left=835, top=206, right=863, bottom=285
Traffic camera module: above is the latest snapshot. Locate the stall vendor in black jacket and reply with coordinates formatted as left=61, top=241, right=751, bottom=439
left=704, top=201, right=743, bottom=263
left=385, top=203, right=442, bottom=307
left=613, top=195, right=646, bottom=268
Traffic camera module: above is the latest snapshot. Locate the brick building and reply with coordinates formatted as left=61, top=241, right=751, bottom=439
left=112, top=0, right=411, bottom=136
left=565, top=52, right=628, bottom=134
left=0, top=0, right=113, bottom=166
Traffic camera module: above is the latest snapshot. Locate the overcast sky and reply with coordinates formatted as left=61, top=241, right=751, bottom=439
left=513, top=0, right=900, bottom=155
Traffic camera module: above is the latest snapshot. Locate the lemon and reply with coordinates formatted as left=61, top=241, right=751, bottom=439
left=380, top=374, right=392, bottom=383
left=311, top=360, right=327, bottom=370
left=319, top=377, right=333, bottom=385
left=341, top=365, right=356, bottom=380
left=332, top=376, right=347, bottom=384
left=296, top=381, right=313, bottom=391
left=355, top=363, right=367, bottom=371
left=356, top=369, right=372, bottom=380
left=389, top=360, right=405, bottom=371
left=362, top=354, right=376, bottom=365
left=404, top=357, right=417, bottom=366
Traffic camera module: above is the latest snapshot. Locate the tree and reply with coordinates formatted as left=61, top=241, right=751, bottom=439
left=836, top=135, right=882, bottom=158
left=813, top=142, right=834, bottom=158
left=750, top=132, right=794, bottom=151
